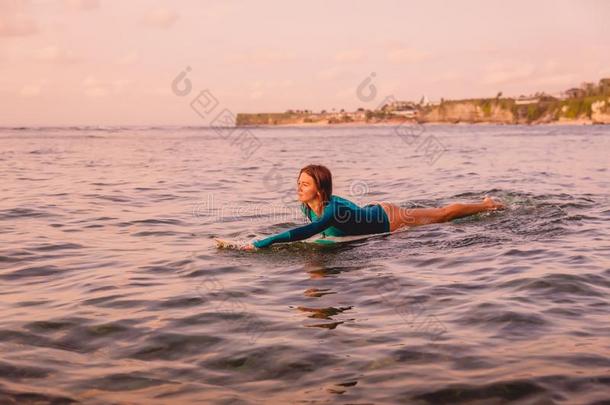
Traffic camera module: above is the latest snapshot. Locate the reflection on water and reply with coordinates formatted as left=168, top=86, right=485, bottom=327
left=0, top=125, right=609, bottom=404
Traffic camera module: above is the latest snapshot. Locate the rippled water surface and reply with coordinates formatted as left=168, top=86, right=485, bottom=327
left=1, top=125, right=609, bottom=404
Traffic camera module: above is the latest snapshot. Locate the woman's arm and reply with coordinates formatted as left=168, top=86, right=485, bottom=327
left=252, top=207, right=334, bottom=248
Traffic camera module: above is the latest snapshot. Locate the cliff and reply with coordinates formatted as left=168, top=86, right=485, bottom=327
left=419, top=99, right=514, bottom=124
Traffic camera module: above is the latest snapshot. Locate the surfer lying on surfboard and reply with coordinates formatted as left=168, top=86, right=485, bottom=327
left=241, top=164, right=504, bottom=250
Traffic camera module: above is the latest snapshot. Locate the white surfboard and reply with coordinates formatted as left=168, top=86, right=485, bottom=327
left=305, top=231, right=392, bottom=245
left=214, top=238, right=248, bottom=249
left=214, top=230, right=395, bottom=250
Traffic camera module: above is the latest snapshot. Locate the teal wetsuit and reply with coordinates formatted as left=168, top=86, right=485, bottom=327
left=252, top=195, right=391, bottom=248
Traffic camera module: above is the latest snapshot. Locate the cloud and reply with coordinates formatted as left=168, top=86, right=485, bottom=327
left=143, top=8, right=179, bottom=29
left=249, top=79, right=293, bottom=90
left=0, top=15, right=37, bottom=37
left=200, top=2, right=239, bottom=18
left=481, top=61, right=535, bottom=85
left=598, top=68, right=610, bottom=78
left=35, top=45, right=79, bottom=64
left=19, top=84, right=42, bottom=98
left=0, top=1, right=38, bottom=37
left=227, top=49, right=297, bottom=65
left=386, top=47, right=431, bottom=63
left=334, top=86, right=356, bottom=99
left=149, top=87, right=172, bottom=96
left=250, top=90, right=264, bottom=100
left=64, top=0, right=100, bottom=11
left=83, top=76, right=107, bottom=97
left=434, top=71, right=461, bottom=82
left=111, top=79, right=131, bottom=93
left=247, top=79, right=294, bottom=100
left=530, top=73, right=578, bottom=87
left=82, top=76, right=131, bottom=97
left=117, top=51, right=139, bottom=66
left=481, top=59, right=581, bottom=91
left=334, top=49, right=365, bottom=63
left=316, top=66, right=346, bottom=81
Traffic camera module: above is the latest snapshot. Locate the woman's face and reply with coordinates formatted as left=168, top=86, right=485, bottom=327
left=297, top=172, right=319, bottom=203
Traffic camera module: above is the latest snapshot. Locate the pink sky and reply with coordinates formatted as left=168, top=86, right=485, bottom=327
left=1, top=0, right=609, bottom=126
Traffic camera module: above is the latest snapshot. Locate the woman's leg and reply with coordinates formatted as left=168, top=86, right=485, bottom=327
left=380, top=197, right=504, bottom=232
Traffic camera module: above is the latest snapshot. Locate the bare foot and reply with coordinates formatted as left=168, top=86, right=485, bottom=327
left=483, top=196, right=505, bottom=210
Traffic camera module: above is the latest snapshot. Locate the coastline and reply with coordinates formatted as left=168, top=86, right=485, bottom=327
left=236, top=119, right=607, bottom=128
left=236, top=82, right=610, bottom=127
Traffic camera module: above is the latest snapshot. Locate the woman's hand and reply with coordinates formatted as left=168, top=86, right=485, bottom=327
left=483, top=196, right=505, bottom=210
left=240, top=243, right=256, bottom=251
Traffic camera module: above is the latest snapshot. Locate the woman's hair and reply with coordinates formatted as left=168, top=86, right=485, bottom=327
left=298, top=164, right=332, bottom=217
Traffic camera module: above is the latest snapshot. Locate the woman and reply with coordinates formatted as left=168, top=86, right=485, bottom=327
left=244, top=164, right=504, bottom=250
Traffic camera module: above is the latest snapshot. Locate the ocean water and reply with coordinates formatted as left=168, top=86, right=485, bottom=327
left=0, top=124, right=609, bottom=404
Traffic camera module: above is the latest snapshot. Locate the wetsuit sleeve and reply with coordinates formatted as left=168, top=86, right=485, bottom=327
left=252, top=205, right=335, bottom=248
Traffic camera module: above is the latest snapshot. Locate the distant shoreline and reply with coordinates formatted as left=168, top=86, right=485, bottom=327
left=1, top=121, right=607, bottom=130
left=236, top=119, right=607, bottom=128
left=236, top=77, right=610, bottom=127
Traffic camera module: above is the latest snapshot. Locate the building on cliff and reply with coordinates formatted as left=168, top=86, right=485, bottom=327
left=381, top=100, right=419, bottom=117
left=515, top=96, right=540, bottom=105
